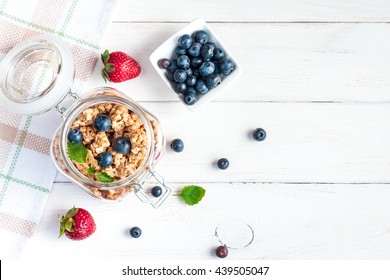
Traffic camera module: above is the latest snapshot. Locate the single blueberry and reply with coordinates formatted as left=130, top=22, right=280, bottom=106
left=193, top=30, right=209, bottom=44
left=195, top=80, right=209, bottom=95
left=175, top=82, right=187, bottom=94
left=253, top=128, right=266, bottom=141
left=151, top=186, right=163, bottom=197
left=186, top=75, right=197, bottom=87
left=175, top=46, right=187, bottom=56
left=97, top=152, right=113, bottom=167
left=93, top=115, right=111, bottom=132
left=173, top=69, right=187, bottom=83
left=166, top=59, right=177, bottom=73
left=215, top=245, right=228, bottom=258
left=170, top=139, right=184, bottom=152
left=183, top=67, right=193, bottom=76
left=130, top=227, right=142, bottom=238
left=190, top=57, right=203, bottom=68
left=218, top=59, right=235, bottom=76
left=213, top=48, right=225, bottom=61
left=188, top=42, right=202, bottom=57
left=185, top=87, right=197, bottom=96
left=199, top=61, right=215, bottom=77
left=217, top=158, right=229, bottom=170
left=201, top=43, right=215, bottom=61
left=206, top=73, right=222, bottom=89
left=113, top=136, right=131, bottom=154
left=183, top=93, right=197, bottom=105
left=158, top=58, right=170, bottom=69
left=177, top=55, right=190, bottom=69
left=178, top=34, right=193, bottom=49
left=67, top=129, right=83, bottom=143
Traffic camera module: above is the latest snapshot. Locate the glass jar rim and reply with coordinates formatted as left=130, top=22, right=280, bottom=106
left=0, top=34, right=74, bottom=115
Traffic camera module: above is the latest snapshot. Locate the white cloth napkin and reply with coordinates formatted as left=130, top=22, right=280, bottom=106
left=0, top=0, right=118, bottom=258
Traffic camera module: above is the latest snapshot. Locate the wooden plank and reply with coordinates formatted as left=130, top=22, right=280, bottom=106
left=54, top=102, right=390, bottom=183
left=112, top=0, right=390, bottom=23
left=86, top=23, right=390, bottom=102
left=23, top=182, right=390, bottom=259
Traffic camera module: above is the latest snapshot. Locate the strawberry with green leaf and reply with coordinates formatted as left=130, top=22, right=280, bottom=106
left=101, top=50, right=141, bottom=83
left=59, top=207, right=96, bottom=241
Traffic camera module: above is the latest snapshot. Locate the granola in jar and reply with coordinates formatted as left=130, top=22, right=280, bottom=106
left=67, top=102, right=158, bottom=200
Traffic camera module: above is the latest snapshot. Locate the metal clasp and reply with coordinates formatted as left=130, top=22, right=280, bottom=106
left=55, top=89, right=80, bottom=118
left=133, top=169, right=171, bottom=208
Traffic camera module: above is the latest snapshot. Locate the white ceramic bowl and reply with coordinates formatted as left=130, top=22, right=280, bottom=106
left=149, top=18, right=243, bottom=111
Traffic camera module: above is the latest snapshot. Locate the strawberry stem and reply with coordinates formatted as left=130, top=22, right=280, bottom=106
left=58, top=206, right=78, bottom=238
left=101, top=50, right=113, bottom=83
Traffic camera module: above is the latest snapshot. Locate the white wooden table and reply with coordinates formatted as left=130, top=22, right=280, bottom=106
left=23, top=0, right=390, bottom=259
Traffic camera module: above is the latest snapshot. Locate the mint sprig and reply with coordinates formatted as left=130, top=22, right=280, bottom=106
left=178, top=185, right=205, bottom=206
left=67, top=142, right=88, bottom=163
left=97, top=172, right=115, bottom=183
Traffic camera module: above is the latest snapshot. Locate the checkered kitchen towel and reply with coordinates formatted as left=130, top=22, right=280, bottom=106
left=0, top=0, right=118, bottom=258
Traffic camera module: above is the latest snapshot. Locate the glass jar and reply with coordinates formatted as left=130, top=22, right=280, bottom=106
left=0, top=35, right=171, bottom=208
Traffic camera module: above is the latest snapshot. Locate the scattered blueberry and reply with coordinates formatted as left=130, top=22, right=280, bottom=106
left=130, top=227, right=142, bottom=238
left=199, top=61, right=215, bottom=77
left=113, top=136, right=131, bottom=154
left=253, top=128, right=266, bottom=141
left=177, top=55, right=190, bottom=69
left=175, top=82, right=187, bottom=94
left=186, top=75, right=197, bottom=87
left=158, top=58, right=171, bottom=69
left=213, top=48, right=225, bottom=61
left=67, top=129, right=83, bottom=143
left=173, top=69, right=187, bottom=83
left=190, top=57, right=203, bottom=68
left=184, top=93, right=197, bottom=105
left=170, top=139, right=184, bottom=152
left=93, top=115, right=111, bottom=132
left=206, top=73, right=221, bottom=89
left=201, top=43, right=215, bottom=61
left=194, top=30, right=209, bottom=44
left=188, top=42, right=202, bottom=57
left=195, top=80, right=209, bottom=95
left=178, top=34, right=193, bottom=49
left=151, top=186, right=163, bottom=197
left=218, top=59, right=234, bottom=76
left=175, top=46, right=187, bottom=56
left=217, top=158, right=229, bottom=170
left=97, top=152, right=113, bottom=167
left=215, top=245, right=228, bottom=258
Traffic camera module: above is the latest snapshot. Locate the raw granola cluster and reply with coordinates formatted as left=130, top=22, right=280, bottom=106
left=69, top=103, right=158, bottom=200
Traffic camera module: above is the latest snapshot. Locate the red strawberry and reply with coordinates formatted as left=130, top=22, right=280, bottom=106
left=59, top=207, right=96, bottom=241
left=101, top=49, right=141, bottom=83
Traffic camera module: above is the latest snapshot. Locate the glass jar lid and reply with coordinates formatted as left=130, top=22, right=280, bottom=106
left=0, top=34, right=74, bottom=115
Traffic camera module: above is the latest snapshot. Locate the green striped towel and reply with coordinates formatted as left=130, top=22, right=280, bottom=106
left=0, top=0, right=118, bottom=258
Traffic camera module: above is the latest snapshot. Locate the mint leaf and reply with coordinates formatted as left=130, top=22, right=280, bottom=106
left=87, top=166, right=96, bottom=175
left=179, top=185, right=205, bottom=206
left=67, top=142, right=88, bottom=163
left=97, top=172, right=115, bottom=183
